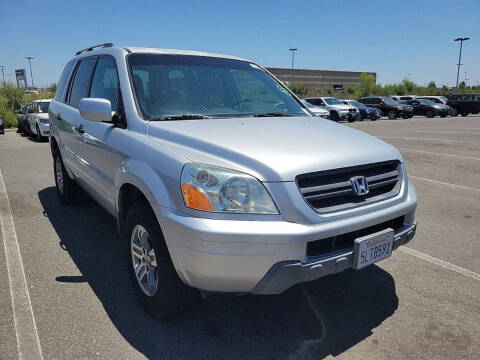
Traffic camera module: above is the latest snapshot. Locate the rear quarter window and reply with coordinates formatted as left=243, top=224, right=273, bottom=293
left=54, top=60, right=76, bottom=102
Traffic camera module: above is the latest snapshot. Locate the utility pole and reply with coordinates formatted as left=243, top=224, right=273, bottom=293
left=0, top=66, right=5, bottom=84
left=454, top=37, right=470, bottom=93
left=25, top=56, right=35, bottom=88
left=289, top=48, right=298, bottom=85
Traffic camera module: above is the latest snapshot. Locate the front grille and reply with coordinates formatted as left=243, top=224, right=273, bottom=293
left=296, top=160, right=402, bottom=213
left=306, top=216, right=405, bottom=258
left=348, top=108, right=356, bottom=113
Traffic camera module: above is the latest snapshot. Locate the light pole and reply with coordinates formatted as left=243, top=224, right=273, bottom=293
left=0, top=65, right=5, bottom=84
left=289, top=48, right=298, bottom=84
left=25, top=56, right=35, bottom=88
left=454, top=37, right=470, bottom=92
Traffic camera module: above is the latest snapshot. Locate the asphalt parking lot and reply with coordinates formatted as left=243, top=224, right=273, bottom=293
left=1, top=116, right=479, bottom=360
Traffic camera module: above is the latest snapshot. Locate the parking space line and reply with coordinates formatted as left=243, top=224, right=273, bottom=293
left=397, top=148, right=480, bottom=161
left=415, top=130, right=480, bottom=135
left=400, top=247, right=480, bottom=282
left=379, top=136, right=480, bottom=144
left=409, top=175, right=480, bottom=193
left=0, top=169, right=44, bottom=360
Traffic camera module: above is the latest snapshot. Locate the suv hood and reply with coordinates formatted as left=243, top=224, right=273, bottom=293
left=148, top=116, right=402, bottom=181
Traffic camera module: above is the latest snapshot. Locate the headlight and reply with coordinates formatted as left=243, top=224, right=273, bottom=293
left=181, top=163, right=278, bottom=214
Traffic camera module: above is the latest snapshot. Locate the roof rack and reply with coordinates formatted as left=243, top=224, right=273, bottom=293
left=75, top=43, right=114, bottom=56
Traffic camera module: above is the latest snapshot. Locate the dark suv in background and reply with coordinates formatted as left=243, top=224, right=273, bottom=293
left=406, top=99, right=451, bottom=118
left=446, top=93, right=480, bottom=117
left=359, top=96, right=412, bottom=119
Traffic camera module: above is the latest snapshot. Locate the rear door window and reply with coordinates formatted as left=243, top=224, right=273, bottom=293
left=68, top=57, right=97, bottom=108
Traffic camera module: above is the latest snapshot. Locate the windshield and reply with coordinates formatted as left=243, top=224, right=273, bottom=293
left=382, top=97, right=397, bottom=105
left=127, top=54, right=306, bottom=119
left=348, top=100, right=364, bottom=108
left=323, top=97, right=343, bottom=105
left=37, top=102, right=50, bottom=113
left=418, top=99, right=435, bottom=105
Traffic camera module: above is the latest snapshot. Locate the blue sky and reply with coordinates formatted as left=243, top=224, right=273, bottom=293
left=1, top=0, right=479, bottom=87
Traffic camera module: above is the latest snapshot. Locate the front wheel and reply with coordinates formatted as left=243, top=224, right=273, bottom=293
left=451, top=108, right=459, bottom=117
left=36, top=125, right=43, bottom=141
left=461, top=112, right=469, bottom=117
left=124, top=202, right=198, bottom=318
left=426, top=110, right=435, bottom=118
left=387, top=110, right=397, bottom=120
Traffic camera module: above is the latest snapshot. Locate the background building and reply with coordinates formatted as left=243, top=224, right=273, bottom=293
left=266, top=67, right=376, bottom=89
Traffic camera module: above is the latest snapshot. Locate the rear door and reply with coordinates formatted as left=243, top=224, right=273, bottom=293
left=59, top=57, right=97, bottom=176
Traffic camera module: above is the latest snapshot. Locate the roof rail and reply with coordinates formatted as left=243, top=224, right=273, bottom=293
left=75, top=43, right=114, bottom=56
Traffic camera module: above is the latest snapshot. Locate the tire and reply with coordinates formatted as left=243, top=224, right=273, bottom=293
left=402, top=115, right=408, bottom=119
left=36, top=125, right=43, bottom=142
left=441, top=114, right=447, bottom=118
left=451, top=108, right=459, bottom=117
left=53, top=149, right=77, bottom=205
left=123, top=202, right=198, bottom=318
left=330, top=111, right=339, bottom=122
left=387, top=110, right=397, bottom=120
left=347, top=116, right=355, bottom=123
left=426, top=110, right=435, bottom=118
left=461, top=112, right=469, bottom=117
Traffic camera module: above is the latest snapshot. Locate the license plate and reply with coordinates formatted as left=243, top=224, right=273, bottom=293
left=353, top=228, right=394, bottom=270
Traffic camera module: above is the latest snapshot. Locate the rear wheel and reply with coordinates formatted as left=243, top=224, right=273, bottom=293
left=451, top=108, right=459, bottom=117
left=123, top=202, right=198, bottom=318
left=387, top=110, right=397, bottom=120
left=426, top=110, right=435, bottom=118
left=53, top=149, right=77, bottom=205
left=461, top=112, right=469, bottom=117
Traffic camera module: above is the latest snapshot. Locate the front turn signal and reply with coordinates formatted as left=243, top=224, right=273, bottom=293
left=182, top=183, right=214, bottom=211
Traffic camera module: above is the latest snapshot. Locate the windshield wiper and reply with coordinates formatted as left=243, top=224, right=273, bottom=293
left=149, top=114, right=212, bottom=121
left=252, top=112, right=294, bottom=117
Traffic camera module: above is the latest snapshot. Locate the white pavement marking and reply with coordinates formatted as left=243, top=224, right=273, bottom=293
left=0, top=169, right=43, bottom=360
left=409, top=175, right=480, bottom=193
left=397, top=147, right=480, bottom=161
left=400, top=247, right=480, bottom=282
left=379, top=136, right=480, bottom=145
left=416, top=130, right=480, bottom=135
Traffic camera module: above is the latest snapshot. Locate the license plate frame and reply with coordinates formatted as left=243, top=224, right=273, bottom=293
left=353, top=228, right=394, bottom=270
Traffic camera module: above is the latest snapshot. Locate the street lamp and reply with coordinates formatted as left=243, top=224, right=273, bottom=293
left=289, top=48, right=298, bottom=84
left=454, top=37, right=470, bottom=92
left=25, top=56, right=35, bottom=88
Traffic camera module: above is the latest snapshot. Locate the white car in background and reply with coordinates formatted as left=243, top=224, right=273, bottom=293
left=28, top=99, right=52, bottom=141
left=303, top=97, right=358, bottom=122
left=416, top=96, right=448, bottom=105
left=301, top=99, right=330, bottom=119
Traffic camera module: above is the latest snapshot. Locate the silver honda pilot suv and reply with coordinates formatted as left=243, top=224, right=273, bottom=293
left=49, top=43, right=417, bottom=317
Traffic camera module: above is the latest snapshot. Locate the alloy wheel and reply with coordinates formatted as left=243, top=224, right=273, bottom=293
left=131, top=225, right=158, bottom=296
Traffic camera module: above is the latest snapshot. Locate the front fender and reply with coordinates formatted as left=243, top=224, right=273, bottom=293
left=115, top=159, right=177, bottom=212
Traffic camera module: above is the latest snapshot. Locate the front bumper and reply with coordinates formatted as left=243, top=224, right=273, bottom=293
left=154, top=182, right=417, bottom=294
left=38, top=122, right=50, bottom=136
left=340, top=112, right=358, bottom=121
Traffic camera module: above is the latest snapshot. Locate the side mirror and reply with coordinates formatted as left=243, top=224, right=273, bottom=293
left=79, top=98, right=112, bottom=122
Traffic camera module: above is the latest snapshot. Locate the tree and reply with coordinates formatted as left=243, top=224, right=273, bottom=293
left=427, top=81, right=436, bottom=88
left=359, top=73, right=376, bottom=97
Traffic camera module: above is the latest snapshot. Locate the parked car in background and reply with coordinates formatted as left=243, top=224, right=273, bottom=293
left=399, top=95, right=417, bottom=101
left=359, top=96, right=411, bottom=119
left=303, top=97, right=358, bottom=122
left=446, top=93, right=480, bottom=117
left=342, top=100, right=381, bottom=120
left=27, top=99, right=52, bottom=141
left=396, top=101, right=415, bottom=118
left=417, top=96, right=448, bottom=105
left=0, top=116, right=4, bottom=134
left=390, top=96, right=401, bottom=101
left=406, top=99, right=451, bottom=118
left=16, top=104, right=31, bottom=133
left=49, top=44, right=417, bottom=317
left=301, top=99, right=330, bottom=119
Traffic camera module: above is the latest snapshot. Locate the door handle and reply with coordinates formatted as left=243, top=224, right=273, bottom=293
left=75, top=124, right=85, bottom=134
